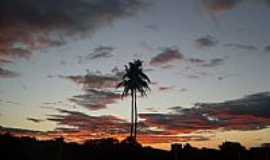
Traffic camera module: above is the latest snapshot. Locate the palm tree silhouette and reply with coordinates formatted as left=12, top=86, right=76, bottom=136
left=117, top=59, right=151, bottom=140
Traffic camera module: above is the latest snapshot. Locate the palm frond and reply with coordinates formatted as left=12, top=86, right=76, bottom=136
left=116, top=59, right=151, bottom=97
left=139, top=71, right=151, bottom=83
left=116, top=80, right=125, bottom=88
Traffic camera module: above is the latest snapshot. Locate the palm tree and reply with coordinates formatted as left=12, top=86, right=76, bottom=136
left=117, top=59, right=151, bottom=140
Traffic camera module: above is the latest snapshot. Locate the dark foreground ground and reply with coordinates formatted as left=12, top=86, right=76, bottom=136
left=0, top=133, right=269, bottom=160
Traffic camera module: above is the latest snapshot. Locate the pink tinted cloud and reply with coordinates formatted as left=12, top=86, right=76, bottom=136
left=150, top=48, right=184, bottom=66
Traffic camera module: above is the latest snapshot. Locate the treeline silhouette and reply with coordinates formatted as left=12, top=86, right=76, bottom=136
left=0, top=133, right=269, bottom=160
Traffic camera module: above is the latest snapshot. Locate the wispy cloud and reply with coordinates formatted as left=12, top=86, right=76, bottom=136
left=144, top=24, right=159, bottom=32
left=139, top=135, right=210, bottom=144
left=148, top=45, right=225, bottom=71
left=86, top=46, right=114, bottom=60
left=194, top=35, right=218, bottom=48
left=158, top=86, right=174, bottom=91
left=201, top=58, right=224, bottom=67
left=61, top=71, right=123, bottom=110
left=187, top=58, right=207, bottom=65
left=149, top=47, right=184, bottom=66
left=69, top=89, right=120, bottom=110
left=224, top=43, right=258, bottom=51
left=0, top=99, right=20, bottom=105
left=186, top=57, right=225, bottom=68
left=60, top=72, right=121, bottom=90
left=47, top=109, right=129, bottom=135
left=0, top=125, right=42, bottom=135
left=0, top=48, right=32, bottom=61
left=0, top=59, right=13, bottom=65
left=27, top=118, right=44, bottom=123
left=47, top=108, right=210, bottom=143
left=0, top=67, right=19, bottom=78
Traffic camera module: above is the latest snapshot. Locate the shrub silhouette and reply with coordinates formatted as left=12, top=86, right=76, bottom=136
left=0, top=133, right=269, bottom=160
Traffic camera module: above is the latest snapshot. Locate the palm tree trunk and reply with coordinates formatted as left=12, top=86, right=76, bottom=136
left=130, top=90, right=134, bottom=138
left=134, top=89, right=137, bottom=140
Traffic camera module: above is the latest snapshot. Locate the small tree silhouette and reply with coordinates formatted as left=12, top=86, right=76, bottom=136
left=117, top=59, right=151, bottom=140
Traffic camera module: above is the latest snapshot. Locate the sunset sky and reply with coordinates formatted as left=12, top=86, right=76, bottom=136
left=1, top=0, right=270, bottom=150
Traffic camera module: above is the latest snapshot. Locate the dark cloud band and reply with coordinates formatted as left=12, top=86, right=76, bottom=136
left=140, top=92, right=270, bottom=134
left=0, top=0, right=143, bottom=61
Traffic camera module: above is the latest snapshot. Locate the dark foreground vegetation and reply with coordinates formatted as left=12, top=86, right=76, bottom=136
left=0, top=133, right=269, bottom=160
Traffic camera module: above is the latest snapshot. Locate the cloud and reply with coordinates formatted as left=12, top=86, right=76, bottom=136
left=27, top=118, right=44, bottom=123
left=0, top=99, right=20, bottom=105
left=160, top=64, right=175, bottom=70
left=179, top=88, right=188, bottom=92
left=0, top=0, right=143, bottom=60
left=186, top=57, right=224, bottom=68
left=0, top=125, right=42, bottom=136
left=0, top=48, right=32, bottom=60
left=140, top=112, right=213, bottom=134
left=144, top=24, right=159, bottom=32
left=217, top=73, right=237, bottom=81
left=47, top=109, right=129, bottom=135
left=0, top=59, right=13, bottom=65
left=201, top=58, right=224, bottom=67
left=140, top=92, right=270, bottom=135
left=264, top=45, right=270, bottom=52
left=159, top=86, right=174, bottom=91
left=149, top=48, right=184, bottom=66
left=194, top=35, right=218, bottom=48
left=86, top=46, right=114, bottom=60
left=5, top=93, right=270, bottom=144
left=69, top=89, right=120, bottom=110
left=139, top=135, right=210, bottom=144
left=224, top=43, right=258, bottom=51
left=202, top=0, right=270, bottom=13
left=61, top=71, right=123, bottom=110
left=186, top=75, right=200, bottom=79
left=202, top=0, right=240, bottom=13
left=47, top=108, right=173, bottom=140
left=145, top=107, right=159, bottom=112
left=60, top=72, right=121, bottom=89
left=0, top=67, right=19, bottom=78
left=197, top=92, right=270, bottom=118
left=187, top=58, right=207, bottom=65
left=178, top=57, right=225, bottom=80
left=0, top=124, right=209, bottom=144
